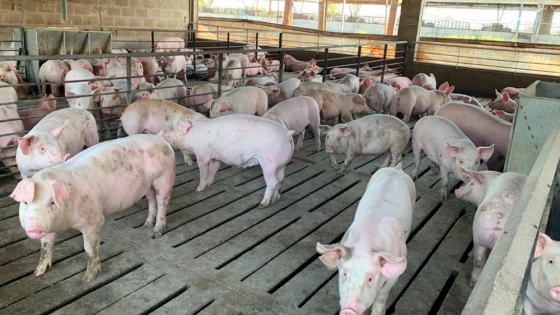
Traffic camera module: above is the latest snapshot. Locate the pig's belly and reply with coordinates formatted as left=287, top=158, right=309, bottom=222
left=103, top=180, right=153, bottom=214
left=359, top=139, right=388, bottom=155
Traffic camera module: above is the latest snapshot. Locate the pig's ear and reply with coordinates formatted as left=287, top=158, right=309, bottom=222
left=430, top=73, right=436, bottom=79
left=202, top=99, right=214, bottom=110
left=460, top=167, right=485, bottom=185
left=65, top=91, right=77, bottom=98
left=339, top=126, right=352, bottom=137
left=445, top=142, right=462, bottom=157
left=478, top=144, right=495, bottom=161
left=378, top=252, right=407, bottom=279
left=316, top=242, right=350, bottom=269
left=51, top=119, right=70, bottom=139
left=503, top=92, right=511, bottom=102
left=494, top=89, right=502, bottom=99
left=18, top=136, right=36, bottom=155
left=395, top=83, right=401, bottom=91
left=220, top=101, right=233, bottom=112
left=10, top=179, right=36, bottom=204
left=446, top=85, right=455, bottom=95
left=48, top=180, right=74, bottom=208
left=495, top=110, right=505, bottom=119
left=318, top=124, right=331, bottom=134
left=535, top=233, right=555, bottom=258
left=41, top=93, right=49, bottom=100
left=177, top=119, right=193, bottom=134
left=362, top=76, right=371, bottom=88
left=438, top=81, right=449, bottom=91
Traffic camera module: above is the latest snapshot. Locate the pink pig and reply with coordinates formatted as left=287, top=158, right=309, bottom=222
left=317, top=163, right=414, bottom=315
left=488, top=89, right=517, bottom=113
left=202, top=86, right=268, bottom=118
left=0, top=82, right=24, bottom=178
left=454, top=168, right=527, bottom=287
left=363, top=83, right=398, bottom=114
left=389, top=82, right=455, bottom=122
left=187, top=82, right=234, bottom=113
left=411, top=73, right=437, bottom=90
left=262, top=96, right=321, bottom=151
left=283, top=54, right=313, bottom=72
left=16, top=108, right=99, bottom=178
left=161, top=114, right=294, bottom=207
left=340, top=74, right=360, bottom=93
left=257, top=78, right=301, bottom=107
left=155, top=37, right=185, bottom=52
left=39, top=60, right=70, bottom=97
left=18, top=94, right=57, bottom=131
left=11, top=134, right=176, bottom=281
left=293, top=82, right=352, bottom=96
left=501, top=86, right=524, bottom=100
left=305, top=90, right=370, bottom=124
left=411, top=116, right=495, bottom=199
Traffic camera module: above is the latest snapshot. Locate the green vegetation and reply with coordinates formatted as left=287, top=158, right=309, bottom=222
left=356, top=29, right=368, bottom=34
left=198, top=0, right=214, bottom=8
left=327, top=3, right=341, bottom=16
left=443, top=34, right=505, bottom=41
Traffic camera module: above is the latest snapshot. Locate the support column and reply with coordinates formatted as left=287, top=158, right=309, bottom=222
left=396, top=0, right=425, bottom=76
left=318, top=0, right=327, bottom=31
left=539, top=5, right=555, bottom=35
left=386, top=0, right=399, bottom=35
left=282, top=0, right=293, bottom=26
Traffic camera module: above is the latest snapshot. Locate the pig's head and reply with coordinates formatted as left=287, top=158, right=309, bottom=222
left=0, top=62, right=18, bottom=85
left=222, top=73, right=237, bottom=88
left=99, top=87, right=126, bottom=115
left=316, top=242, right=407, bottom=315
left=65, top=82, right=100, bottom=110
left=17, top=120, right=71, bottom=169
left=359, top=76, right=372, bottom=94
left=454, top=167, right=492, bottom=206
left=445, top=141, right=494, bottom=181
left=11, top=175, right=74, bottom=239
left=488, top=90, right=517, bottom=112
left=207, top=99, right=234, bottom=118
left=320, top=124, right=352, bottom=154
left=135, top=83, right=155, bottom=100
left=351, top=95, right=371, bottom=115
left=161, top=118, right=192, bottom=151
left=533, top=233, right=560, bottom=302
left=38, top=94, right=57, bottom=111
left=432, top=82, right=455, bottom=105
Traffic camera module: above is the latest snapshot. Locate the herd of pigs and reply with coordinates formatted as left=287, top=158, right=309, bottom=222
left=0, top=37, right=557, bottom=315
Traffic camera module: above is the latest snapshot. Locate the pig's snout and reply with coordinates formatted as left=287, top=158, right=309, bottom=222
left=550, top=286, right=560, bottom=301
left=454, top=189, right=463, bottom=198
left=25, top=222, right=48, bottom=239
left=102, top=108, right=112, bottom=114
left=339, top=309, right=359, bottom=315
left=325, top=146, right=334, bottom=153
left=0, top=73, right=6, bottom=81
left=140, top=92, right=150, bottom=99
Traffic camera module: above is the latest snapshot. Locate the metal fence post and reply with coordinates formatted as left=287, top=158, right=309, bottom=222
left=126, top=56, right=132, bottom=105
left=278, top=32, right=284, bottom=83
left=227, top=32, right=230, bottom=51
left=151, top=31, right=155, bottom=52
left=322, top=48, right=329, bottom=83
left=356, top=45, right=362, bottom=78
left=381, top=44, right=388, bottom=83
left=255, top=32, right=259, bottom=49
left=217, top=53, right=224, bottom=98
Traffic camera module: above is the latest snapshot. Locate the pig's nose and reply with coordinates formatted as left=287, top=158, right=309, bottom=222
left=102, top=108, right=112, bottom=114
left=550, top=286, right=560, bottom=301
left=325, top=146, right=334, bottom=153
left=339, top=310, right=359, bottom=315
left=0, top=74, right=5, bottom=80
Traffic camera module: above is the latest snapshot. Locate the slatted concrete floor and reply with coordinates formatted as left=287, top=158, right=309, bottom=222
left=0, top=116, right=482, bottom=315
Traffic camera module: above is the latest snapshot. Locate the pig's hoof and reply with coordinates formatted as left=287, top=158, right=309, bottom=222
left=336, top=170, right=346, bottom=177
left=258, top=201, right=269, bottom=208
left=469, top=279, right=477, bottom=288
left=152, top=229, right=163, bottom=239
left=34, top=264, right=49, bottom=276
left=143, top=220, right=154, bottom=228
left=195, top=185, right=206, bottom=192
left=439, top=190, right=448, bottom=200
left=184, top=159, right=194, bottom=166
left=82, top=270, right=99, bottom=282
left=331, top=164, right=339, bottom=170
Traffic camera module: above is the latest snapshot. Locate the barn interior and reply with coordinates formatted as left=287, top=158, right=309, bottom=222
left=0, top=0, right=559, bottom=314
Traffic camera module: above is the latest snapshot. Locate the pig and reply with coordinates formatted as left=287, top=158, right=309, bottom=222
left=293, top=82, right=352, bottom=96
left=97, top=86, right=127, bottom=138
left=243, top=44, right=267, bottom=62
left=283, top=54, right=313, bottom=72
left=187, top=82, right=234, bottom=113
left=111, top=48, right=129, bottom=54
left=300, top=59, right=324, bottom=76
left=136, top=78, right=188, bottom=105
left=120, top=99, right=207, bottom=165
left=38, top=60, right=70, bottom=97
left=435, top=102, right=511, bottom=172
left=16, top=108, right=99, bottom=178
left=0, top=42, right=17, bottom=68
left=363, top=83, right=398, bottom=114
left=297, top=70, right=322, bottom=83
left=411, top=116, right=495, bottom=199
left=159, top=56, right=187, bottom=83
left=108, top=66, right=146, bottom=91
left=262, top=96, right=321, bottom=151
left=258, top=78, right=302, bottom=107
left=411, top=73, right=437, bottom=90
left=306, top=90, right=370, bottom=125
left=203, top=86, right=268, bottom=118
left=18, top=94, right=57, bottom=131
left=161, top=114, right=294, bottom=207
left=136, top=56, right=160, bottom=84
left=494, top=110, right=514, bottom=123
left=0, top=62, right=29, bottom=99
left=155, top=37, right=185, bottom=52
left=70, top=59, right=94, bottom=74
left=329, top=68, right=358, bottom=80
left=488, top=90, right=517, bottom=113
left=64, top=68, right=101, bottom=110
left=11, top=134, right=176, bottom=281
left=358, top=76, right=373, bottom=94
left=449, top=93, right=483, bottom=107
left=340, top=74, right=360, bottom=93
left=0, top=82, right=24, bottom=178
left=261, top=58, right=280, bottom=73
left=316, top=163, right=414, bottom=315
left=524, top=233, right=560, bottom=315
left=319, top=114, right=410, bottom=175
left=244, top=74, right=277, bottom=86
left=386, top=76, right=412, bottom=91
left=389, top=82, right=455, bottom=122
left=501, top=87, right=524, bottom=100
left=119, top=57, right=144, bottom=75
left=222, top=59, right=243, bottom=87
left=454, top=168, right=527, bottom=287
left=245, top=62, right=267, bottom=76
left=211, top=54, right=250, bottom=79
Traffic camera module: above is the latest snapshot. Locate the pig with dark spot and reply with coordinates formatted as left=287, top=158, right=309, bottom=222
left=317, top=163, right=414, bottom=315
left=11, top=134, right=176, bottom=281
left=161, top=115, right=294, bottom=207
left=262, top=96, right=321, bottom=151
left=319, top=114, right=410, bottom=176
left=389, top=82, right=455, bottom=122
left=16, top=108, right=99, bottom=178
left=488, top=89, right=517, bottom=113
left=0, top=62, right=29, bottom=98
left=261, top=58, right=280, bottom=73
left=454, top=168, right=527, bottom=287
left=257, top=78, right=301, bottom=107
left=525, top=233, right=560, bottom=315
left=411, top=116, right=495, bottom=199
left=18, top=94, right=57, bottom=131
left=306, top=90, right=370, bottom=125
left=120, top=99, right=207, bottom=165
left=202, top=86, right=268, bottom=118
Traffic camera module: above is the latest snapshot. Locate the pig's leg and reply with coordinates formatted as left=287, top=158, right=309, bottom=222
left=102, top=119, right=111, bottom=140
left=116, top=121, right=123, bottom=138
left=470, top=244, right=489, bottom=287
left=182, top=150, right=194, bottom=165
left=153, top=180, right=172, bottom=238
left=332, top=115, right=339, bottom=125
left=259, top=164, right=279, bottom=208
left=82, top=228, right=102, bottom=281
left=40, top=79, right=46, bottom=96
left=439, top=167, right=450, bottom=200
left=310, top=123, right=321, bottom=152
left=381, top=151, right=392, bottom=168
left=329, top=154, right=339, bottom=169
left=35, top=232, right=56, bottom=276
left=338, top=152, right=355, bottom=176
left=431, top=162, right=439, bottom=175
left=143, top=187, right=157, bottom=228
left=196, top=160, right=210, bottom=192
left=50, top=83, right=58, bottom=97
left=295, top=130, right=305, bottom=151
left=370, top=276, right=398, bottom=315
left=272, top=165, right=286, bottom=202
left=341, top=110, right=353, bottom=123
left=411, top=142, right=422, bottom=181
left=205, top=160, right=221, bottom=187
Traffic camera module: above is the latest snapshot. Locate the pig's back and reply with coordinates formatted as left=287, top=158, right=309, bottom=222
left=414, top=116, right=467, bottom=144
left=485, top=172, right=527, bottom=202
left=32, top=108, right=93, bottom=134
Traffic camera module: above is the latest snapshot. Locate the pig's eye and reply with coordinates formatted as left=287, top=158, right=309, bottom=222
left=23, top=201, right=27, bottom=205
left=549, top=258, right=554, bottom=265
left=367, top=276, right=373, bottom=283
left=50, top=200, right=55, bottom=206
left=459, top=159, right=464, bottom=164
left=40, top=147, right=45, bottom=151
